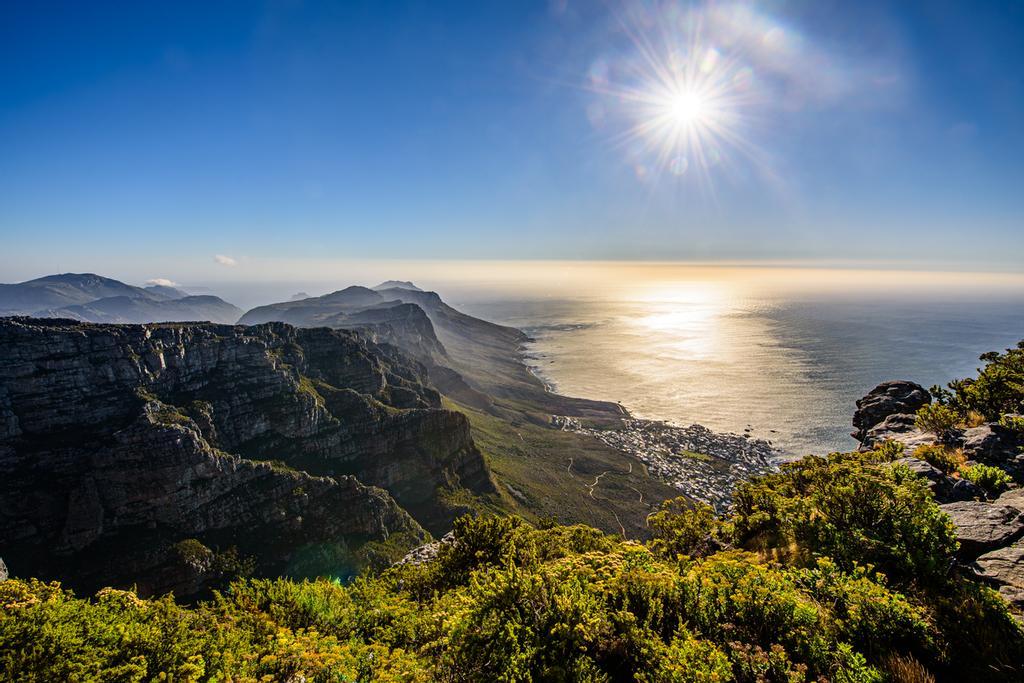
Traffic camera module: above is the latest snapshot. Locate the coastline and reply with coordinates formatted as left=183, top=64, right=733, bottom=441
left=516, top=333, right=778, bottom=509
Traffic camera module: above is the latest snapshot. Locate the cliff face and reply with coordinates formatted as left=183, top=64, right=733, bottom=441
left=0, top=318, right=493, bottom=597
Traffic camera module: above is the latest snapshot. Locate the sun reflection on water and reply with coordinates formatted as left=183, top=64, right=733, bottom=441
left=630, top=282, right=729, bottom=360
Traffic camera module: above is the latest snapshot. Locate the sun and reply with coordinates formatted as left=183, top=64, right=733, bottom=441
left=665, top=89, right=708, bottom=127
left=584, top=3, right=766, bottom=188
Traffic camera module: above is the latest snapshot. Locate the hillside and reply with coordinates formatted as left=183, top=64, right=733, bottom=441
left=238, top=284, right=701, bottom=535
left=2, top=323, right=1024, bottom=680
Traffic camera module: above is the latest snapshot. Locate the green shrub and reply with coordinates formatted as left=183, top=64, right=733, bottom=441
left=912, top=444, right=965, bottom=475
left=999, top=413, right=1024, bottom=433
left=943, top=343, right=1024, bottom=421
left=647, top=499, right=724, bottom=559
left=960, top=463, right=1013, bottom=494
left=731, top=452, right=958, bottom=585
left=915, top=404, right=960, bottom=434
left=637, top=628, right=733, bottom=683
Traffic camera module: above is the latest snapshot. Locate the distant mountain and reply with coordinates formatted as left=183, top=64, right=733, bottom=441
left=40, top=295, right=242, bottom=325
left=289, top=292, right=311, bottom=301
left=144, top=284, right=189, bottom=300
left=0, top=273, right=151, bottom=314
left=373, top=280, right=423, bottom=292
left=0, top=273, right=241, bottom=324
left=238, top=283, right=620, bottom=420
left=238, top=286, right=392, bottom=328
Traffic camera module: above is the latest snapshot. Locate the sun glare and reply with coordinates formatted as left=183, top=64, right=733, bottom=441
left=666, top=90, right=708, bottom=127
left=585, top=2, right=775, bottom=190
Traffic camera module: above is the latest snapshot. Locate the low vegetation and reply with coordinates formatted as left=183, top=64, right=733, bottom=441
left=926, top=341, right=1024, bottom=427
left=913, top=404, right=960, bottom=436
left=908, top=343, right=1024, bottom=497
left=960, top=463, right=1013, bottom=494
left=3, top=449, right=1022, bottom=681
left=911, top=444, right=964, bottom=475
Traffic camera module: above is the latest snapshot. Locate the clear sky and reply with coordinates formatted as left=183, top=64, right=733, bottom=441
left=1, top=0, right=1022, bottom=283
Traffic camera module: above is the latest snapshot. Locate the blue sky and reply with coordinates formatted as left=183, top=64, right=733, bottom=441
left=1, top=0, right=1022, bottom=282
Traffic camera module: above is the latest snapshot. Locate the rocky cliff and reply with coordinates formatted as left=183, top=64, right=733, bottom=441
left=0, top=318, right=494, bottom=598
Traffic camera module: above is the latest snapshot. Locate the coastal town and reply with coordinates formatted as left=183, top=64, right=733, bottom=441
left=553, top=415, right=778, bottom=511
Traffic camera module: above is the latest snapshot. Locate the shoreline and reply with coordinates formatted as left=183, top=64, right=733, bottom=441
left=516, top=335, right=778, bottom=509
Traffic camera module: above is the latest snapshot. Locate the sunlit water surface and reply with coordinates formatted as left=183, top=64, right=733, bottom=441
left=447, top=267, right=1024, bottom=456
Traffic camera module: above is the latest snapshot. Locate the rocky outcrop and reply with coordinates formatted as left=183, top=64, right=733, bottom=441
left=397, top=531, right=454, bottom=566
left=997, top=488, right=1024, bottom=513
left=852, top=380, right=1024, bottom=618
left=327, top=302, right=450, bottom=368
left=861, top=414, right=936, bottom=452
left=962, top=424, right=1024, bottom=477
left=852, top=380, right=930, bottom=445
left=0, top=317, right=494, bottom=597
left=939, top=502, right=1024, bottom=559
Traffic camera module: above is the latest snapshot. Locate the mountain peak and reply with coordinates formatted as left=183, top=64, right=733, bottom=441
left=373, top=280, right=423, bottom=292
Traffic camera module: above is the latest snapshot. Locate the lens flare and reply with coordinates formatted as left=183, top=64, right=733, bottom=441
left=584, top=2, right=780, bottom=193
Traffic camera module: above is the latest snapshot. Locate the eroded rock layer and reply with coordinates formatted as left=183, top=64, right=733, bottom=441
left=0, top=318, right=494, bottom=597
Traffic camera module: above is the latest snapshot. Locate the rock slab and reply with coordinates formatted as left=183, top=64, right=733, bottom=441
left=939, top=501, right=1024, bottom=559
left=974, top=543, right=1024, bottom=610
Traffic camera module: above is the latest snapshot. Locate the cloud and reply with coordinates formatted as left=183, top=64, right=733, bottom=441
left=145, top=278, right=178, bottom=287
left=214, top=254, right=238, bottom=267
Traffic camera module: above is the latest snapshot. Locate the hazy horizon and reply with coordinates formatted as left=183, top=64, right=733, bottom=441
left=6, top=260, right=1024, bottom=313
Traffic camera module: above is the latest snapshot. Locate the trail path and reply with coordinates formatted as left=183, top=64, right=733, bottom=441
left=586, top=471, right=609, bottom=498
left=628, top=485, right=644, bottom=504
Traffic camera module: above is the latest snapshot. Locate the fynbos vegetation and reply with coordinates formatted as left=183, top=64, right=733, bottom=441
left=3, top=448, right=1022, bottom=681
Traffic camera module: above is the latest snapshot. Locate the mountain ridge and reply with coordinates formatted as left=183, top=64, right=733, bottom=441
left=0, top=273, right=240, bottom=323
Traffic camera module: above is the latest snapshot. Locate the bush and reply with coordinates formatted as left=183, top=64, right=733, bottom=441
left=999, top=413, right=1024, bottom=433
left=960, top=463, right=1013, bottom=494
left=647, top=499, right=724, bottom=559
left=915, top=404, right=960, bottom=434
left=912, top=444, right=965, bottom=475
left=944, top=342, right=1024, bottom=421
left=731, top=451, right=958, bottom=585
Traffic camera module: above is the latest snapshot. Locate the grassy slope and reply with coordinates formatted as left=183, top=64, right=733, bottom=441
left=447, top=397, right=680, bottom=538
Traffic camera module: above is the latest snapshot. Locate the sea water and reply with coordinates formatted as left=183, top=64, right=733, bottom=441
left=449, top=266, right=1024, bottom=456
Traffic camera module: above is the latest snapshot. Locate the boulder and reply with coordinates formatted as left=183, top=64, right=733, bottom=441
left=862, top=414, right=937, bottom=452
left=852, top=381, right=930, bottom=443
left=0, top=557, right=7, bottom=581
left=893, top=456, right=944, bottom=482
left=961, top=424, right=1024, bottom=467
left=973, top=543, right=1024, bottom=610
left=940, top=501, right=1024, bottom=559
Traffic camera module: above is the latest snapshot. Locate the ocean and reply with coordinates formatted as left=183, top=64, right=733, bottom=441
left=447, top=265, right=1024, bottom=457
